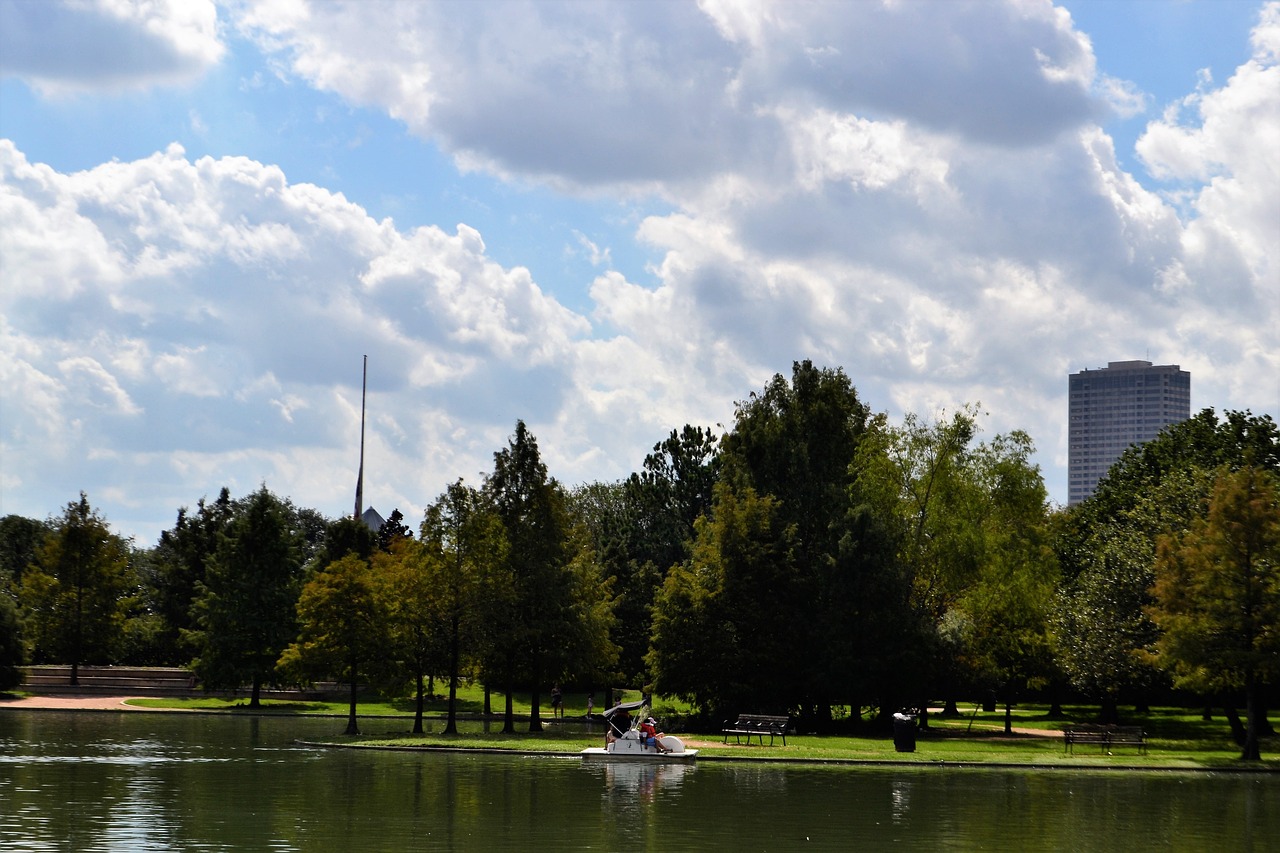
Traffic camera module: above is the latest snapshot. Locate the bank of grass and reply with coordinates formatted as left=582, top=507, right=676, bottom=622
left=122, top=691, right=1277, bottom=770
left=127, top=683, right=636, bottom=717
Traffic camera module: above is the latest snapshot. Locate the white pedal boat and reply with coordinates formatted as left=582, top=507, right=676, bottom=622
left=580, top=699, right=697, bottom=761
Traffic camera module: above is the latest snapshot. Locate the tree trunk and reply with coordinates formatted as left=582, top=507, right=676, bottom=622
left=1003, top=701, right=1013, bottom=735
left=443, top=615, right=460, bottom=735
left=1241, top=679, right=1261, bottom=761
left=345, top=668, right=359, bottom=736
left=502, top=664, right=515, bottom=734
left=1224, top=703, right=1246, bottom=746
left=942, top=698, right=960, bottom=717
left=250, top=675, right=261, bottom=709
left=414, top=670, right=425, bottom=735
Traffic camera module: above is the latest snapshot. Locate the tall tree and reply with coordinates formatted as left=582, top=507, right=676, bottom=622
left=20, top=494, right=132, bottom=684
left=419, top=481, right=506, bottom=734
left=649, top=484, right=798, bottom=716
left=485, top=420, right=612, bottom=733
left=150, top=488, right=235, bottom=663
left=189, top=487, right=302, bottom=707
left=0, top=593, right=25, bottom=691
left=376, top=536, right=443, bottom=734
left=1150, top=466, right=1280, bottom=761
left=1054, top=409, right=1278, bottom=721
left=279, top=553, right=387, bottom=735
left=716, top=361, right=875, bottom=724
left=0, top=514, right=50, bottom=601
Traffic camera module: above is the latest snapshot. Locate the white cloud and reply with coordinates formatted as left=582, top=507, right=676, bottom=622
left=2, top=1, right=1277, bottom=539
left=0, top=0, right=224, bottom=93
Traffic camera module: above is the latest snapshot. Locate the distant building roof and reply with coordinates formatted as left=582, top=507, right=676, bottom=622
left=360, top=506, right=385, bottom=532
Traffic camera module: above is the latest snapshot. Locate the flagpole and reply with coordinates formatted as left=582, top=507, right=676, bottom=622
left=355, top=354, right=367, bottom=519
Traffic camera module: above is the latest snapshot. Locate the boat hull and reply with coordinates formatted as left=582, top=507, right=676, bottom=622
left=581, top=746, right=698, bottom=761
left=582, top=733, right=697, bottom=761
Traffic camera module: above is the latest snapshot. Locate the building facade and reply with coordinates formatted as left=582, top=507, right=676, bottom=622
left=1068, top=360, right=1191, bottom=505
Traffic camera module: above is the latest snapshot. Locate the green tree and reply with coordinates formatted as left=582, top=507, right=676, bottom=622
left=954, top=432, right=1058, bottom=733
left=0, top=593, right=24, bottom=691
left=189, top=487, right=302, bottom=707
left=418, top=481, right=506, bottom=734
left=377, top=508, right=414, bottom=552
left=716, top=361, right=877, bottom=724
left=20, top=494, right=132, bottom=683
left=571, top=425, right=718, bottom=687
left=1054, top=409, right=1278, bottom=721
left=376, top=536, right=442, bottom=734
left=0, top=514, right=49, bottom=601
left=1150, top=466, right=1280, bottom=761
left=279, top=553, right=387, bottom=734
left=150, top=488, right=235, bottom=663
left=485, top=420, right=615, bottom=733
left=648, top=483, right=799, bottom=716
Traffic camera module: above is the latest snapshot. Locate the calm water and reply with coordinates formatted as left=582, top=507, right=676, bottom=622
left=1, top=710, right=1275, bottom=851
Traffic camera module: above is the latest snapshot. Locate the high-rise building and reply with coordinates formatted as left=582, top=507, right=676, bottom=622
left=1068, top=360, right=1191, bottom=505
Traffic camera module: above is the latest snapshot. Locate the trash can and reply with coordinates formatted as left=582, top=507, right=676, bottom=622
left=892, top=712, right=917, bottom=753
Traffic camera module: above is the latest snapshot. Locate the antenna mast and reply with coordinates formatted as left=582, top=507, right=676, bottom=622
left=355, top=354, right=367, bottom=519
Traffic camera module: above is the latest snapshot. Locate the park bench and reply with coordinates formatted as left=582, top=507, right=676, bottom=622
left=722, top=714, right=791, bottom=746
left=1063, top=724, right=1147, bottom=755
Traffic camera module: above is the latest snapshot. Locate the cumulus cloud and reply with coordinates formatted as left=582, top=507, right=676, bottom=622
left=0, top=0, right=224, bottom=93
left=2, top=0, right=1276, bottom=538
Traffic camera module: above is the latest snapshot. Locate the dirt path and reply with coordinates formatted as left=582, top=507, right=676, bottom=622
left=0, top=694, right=150, bottom=711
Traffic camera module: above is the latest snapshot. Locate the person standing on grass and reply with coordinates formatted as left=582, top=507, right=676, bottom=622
left=551, top=685, right=563, bottom=719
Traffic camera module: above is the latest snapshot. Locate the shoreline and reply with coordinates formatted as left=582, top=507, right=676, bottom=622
left=6, top=693, right=1275, bottom=774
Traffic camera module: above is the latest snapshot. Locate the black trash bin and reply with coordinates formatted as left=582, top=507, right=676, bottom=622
left=892, top=712, right=917, bottom=753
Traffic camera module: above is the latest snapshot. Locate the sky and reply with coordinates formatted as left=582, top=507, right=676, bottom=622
left=1, top=0, right=1277, bottom=545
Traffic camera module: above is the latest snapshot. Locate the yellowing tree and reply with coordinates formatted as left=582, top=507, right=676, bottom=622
left=1151, top=466, right=1280, bottom=761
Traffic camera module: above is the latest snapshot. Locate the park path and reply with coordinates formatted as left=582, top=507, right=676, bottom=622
left=0, top=693, right=149, bottom=711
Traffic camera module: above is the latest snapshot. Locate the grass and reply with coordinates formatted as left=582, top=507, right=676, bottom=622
left=126, top=684, right=647, bottom=717
left=122, top=690, right=1278, bottom=770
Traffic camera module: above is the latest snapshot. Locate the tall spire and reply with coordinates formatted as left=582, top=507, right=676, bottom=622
left=355, top=354, right=367, bottom=519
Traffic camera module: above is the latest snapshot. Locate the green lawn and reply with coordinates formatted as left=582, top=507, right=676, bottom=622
left=123, top=693, right=1278, bottom=770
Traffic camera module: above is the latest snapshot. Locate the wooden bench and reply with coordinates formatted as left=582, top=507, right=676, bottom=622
left=1063, top=724, right=1147, bottom=755
left=722, top=714, right=791, bottom=746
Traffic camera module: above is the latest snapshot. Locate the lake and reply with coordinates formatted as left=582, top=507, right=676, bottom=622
left=1, top=710, right=1274, bottom=851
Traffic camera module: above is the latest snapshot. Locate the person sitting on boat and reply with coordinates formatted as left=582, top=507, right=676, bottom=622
left=640, top=717, right=668, bottom=752
left=607, top=708, right=631, bottom=743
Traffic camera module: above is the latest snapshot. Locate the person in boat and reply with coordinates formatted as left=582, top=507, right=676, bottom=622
left=640, top=717, right=669, bottom=753
left=607, top=707, right=632, bottom=743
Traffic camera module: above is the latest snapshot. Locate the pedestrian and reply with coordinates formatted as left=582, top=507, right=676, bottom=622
left=551, top=685, right=563, bottom=719
left=586, top=692, right=594, bottom=718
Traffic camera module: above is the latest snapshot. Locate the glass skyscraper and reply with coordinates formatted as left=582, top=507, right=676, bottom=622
left=1067, top=360, right=1191, bottom=505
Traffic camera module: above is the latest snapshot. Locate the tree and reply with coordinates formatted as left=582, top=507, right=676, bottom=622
left=150, top=488, right=234, bottom=663
left=0, top=514, right=50, bottom=601
left=571, top=425, right=718, bottom=687
left=417, top=481, right=506, bottom=734
left=1054, top=409, right=1278, bottom=721
left=485, top=420, right=615, bottom=733
left=279, top=553, right=387, bottom=735
left=0, top=593, right=24, bottom=691
left=20, top=494, right=132, bottom=684
left=716, top=361, right=877, bottom=725
left=376, top=536, right=442, bottom=734
left=189, top=487, right=302, bottom=707
left=1150, top=466, right=1280, bottom=761
left=377, top=508, right=414, bottom=552
left=648, top=483, right=800, bottom=716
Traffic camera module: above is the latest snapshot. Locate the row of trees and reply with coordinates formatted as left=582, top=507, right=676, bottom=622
left=2, top=362, right=1277, bottom=757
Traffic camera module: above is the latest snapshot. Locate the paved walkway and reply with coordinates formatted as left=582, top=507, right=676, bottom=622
left=0, top=693, right=150, bottom=711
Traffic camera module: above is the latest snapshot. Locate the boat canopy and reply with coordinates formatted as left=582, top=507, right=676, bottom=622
left=602, top=699, right=647, bottom=719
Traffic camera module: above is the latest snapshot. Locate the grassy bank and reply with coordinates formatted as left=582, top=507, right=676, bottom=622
left=122, top=692, right=1278, bottom=770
